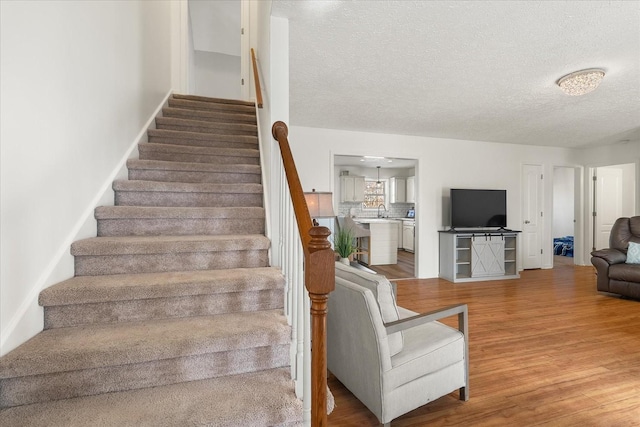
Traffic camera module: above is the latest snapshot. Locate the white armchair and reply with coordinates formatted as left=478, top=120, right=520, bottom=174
left=328, top=262, right=469, bottom=426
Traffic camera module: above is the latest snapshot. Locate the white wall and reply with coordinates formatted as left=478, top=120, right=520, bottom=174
left=189, top=0, right=241, bottom=56
left=289, top=125, right=576, bottom=278
left=619, top=163, right=636, bottom=217
left=189, top=0, right=242, bottom=99
left=0, top=1, right=174, bottom=355
left=193, top=51, right=241, bottom=99
left=553, top=167, right=575, bottom=237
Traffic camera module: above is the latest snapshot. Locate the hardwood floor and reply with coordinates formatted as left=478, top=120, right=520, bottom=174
left=327, top=263, right=640, bottom=426
left=366, top=250, right=415, bottom=280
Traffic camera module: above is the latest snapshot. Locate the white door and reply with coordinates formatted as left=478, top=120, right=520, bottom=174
left=522, top=164, right=543, bottom=269
left=594, top=167, right=623, bottom=250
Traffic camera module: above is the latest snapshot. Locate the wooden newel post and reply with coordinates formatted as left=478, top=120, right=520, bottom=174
left=306, top=225, right=335, bottom=427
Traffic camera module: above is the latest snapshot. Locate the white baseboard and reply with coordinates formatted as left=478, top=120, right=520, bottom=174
left=0, top=89, right=173, bottom=356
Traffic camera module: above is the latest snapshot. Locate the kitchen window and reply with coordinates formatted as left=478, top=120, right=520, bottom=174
left=363, top=179, right=387, bottom=209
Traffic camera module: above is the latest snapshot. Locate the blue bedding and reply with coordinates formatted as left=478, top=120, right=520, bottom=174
left=553, top=236, right=573, bottom=257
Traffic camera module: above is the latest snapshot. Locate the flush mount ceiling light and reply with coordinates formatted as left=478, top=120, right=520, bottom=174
left=557, top=68, right=605, bottom=96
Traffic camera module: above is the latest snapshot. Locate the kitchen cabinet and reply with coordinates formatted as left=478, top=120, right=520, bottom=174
left=354, top=219, right=398, bottom=265
left=402, top=221, right=415, bottom=252
left=396, top=220, right=403, bottom=249
left=389, top=177, right=406, bottom=203
left=406, top=176, right=415, bottom=203
left=340, top=175, right=365, bottom=202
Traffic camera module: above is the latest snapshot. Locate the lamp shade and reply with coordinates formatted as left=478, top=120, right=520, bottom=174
left=304, top=190, right=335, bottom=218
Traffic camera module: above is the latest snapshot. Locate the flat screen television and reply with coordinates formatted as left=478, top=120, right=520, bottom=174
left=450, top=189, right=507, bottom=229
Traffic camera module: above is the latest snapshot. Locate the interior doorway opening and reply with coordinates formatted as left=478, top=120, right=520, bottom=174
left=333, top=154, right=418, bottom=280
left=552, top=167, right=576, bottom=267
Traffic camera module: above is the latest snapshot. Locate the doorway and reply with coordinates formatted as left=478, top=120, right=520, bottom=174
left=591, top=163, right=637, bottom=251
left=333, top=154, right=418, bottom=280
left=187, top=0, right=246, bottom=99
left=552, top=167, right=575, bottom=267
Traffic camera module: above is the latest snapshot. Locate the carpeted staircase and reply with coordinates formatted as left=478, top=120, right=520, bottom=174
left=0, top=94, right=303, bottom=426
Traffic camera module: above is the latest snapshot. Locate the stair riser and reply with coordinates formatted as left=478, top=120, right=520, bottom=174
left=148, top=135, right=257, bottom=150
left=0, top=345, right=289, bottom=408
left=97, top=218, right=265, bottom=236
left=115, top=191, right=263, bottom=208
left=168, top=98, right=255, bottom=114
left=74, top=250, right=268, bottom=276
left=139, top=150, right=260, bottom=165
left=128, top=168, right=261, bottom=184
left=44, top=289, right=283, bottom=328
left=156, top=123, right=257, bottom=137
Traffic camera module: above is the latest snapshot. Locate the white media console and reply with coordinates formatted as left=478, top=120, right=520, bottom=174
left=439, top=230, right=520, bottom=283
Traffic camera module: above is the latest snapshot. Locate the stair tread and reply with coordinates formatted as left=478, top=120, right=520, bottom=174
left=168, top=98, right=256, bottom=114
left=0, top=309, right=288, bottom=378
left=40, top=267, right=284, bottom=306
left=162, top=106, right=257, bottom=123
left=127, top=159, right=260, bottom=174
left=138, top=142, right=259, bottom=157
left=71, top=234, right=270, bottom=256
left=147, top=128, right=258, bottom=144
left=95, top=206, right=265, bottom=220
left=113, top=179, right=263, bottom=193
left=0, top=368, right=302, bottom=427
left=172, top=93, right=256, bottom=107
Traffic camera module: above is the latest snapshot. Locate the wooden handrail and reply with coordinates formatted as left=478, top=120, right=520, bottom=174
left=251, top=48, right=263, bottom=108
left=272, top=121, right=335, bottom=427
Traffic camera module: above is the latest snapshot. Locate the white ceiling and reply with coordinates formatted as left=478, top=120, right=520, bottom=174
left=334, top=154, right=417, bottom=169
left=272, top=0, right=640, bottom=149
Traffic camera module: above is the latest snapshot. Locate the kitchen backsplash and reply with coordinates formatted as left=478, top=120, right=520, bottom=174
left=338, top=202, right=414, bottom=218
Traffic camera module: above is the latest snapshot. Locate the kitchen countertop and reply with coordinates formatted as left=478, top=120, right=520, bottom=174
left=353, top=217, right=415, bottom=224
left=353, top=218, right=400, bottom=224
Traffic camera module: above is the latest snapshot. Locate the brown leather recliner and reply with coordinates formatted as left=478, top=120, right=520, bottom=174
left=591, top=216, right=640, bottom=299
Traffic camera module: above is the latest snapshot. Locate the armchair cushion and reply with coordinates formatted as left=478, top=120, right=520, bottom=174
left=387, top=319, right=465, bottom=390
left=335, top=262, right=403, bottom=355
left=610, top=264, right=640, bottom=282
left=626, top=242, right=640, bottom=264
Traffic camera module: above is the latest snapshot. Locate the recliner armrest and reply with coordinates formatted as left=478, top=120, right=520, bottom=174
left=591, top=248, right=627, bottom=265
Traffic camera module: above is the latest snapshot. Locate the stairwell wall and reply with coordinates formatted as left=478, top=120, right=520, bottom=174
left=0, top=1, right=174, bottom=355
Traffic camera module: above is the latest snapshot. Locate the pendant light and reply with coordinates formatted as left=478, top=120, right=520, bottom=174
left=376, top=166, right=381, bottom=185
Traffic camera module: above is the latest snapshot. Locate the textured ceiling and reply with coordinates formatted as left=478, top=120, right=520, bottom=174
left=272, top=0, right=640, bottom=148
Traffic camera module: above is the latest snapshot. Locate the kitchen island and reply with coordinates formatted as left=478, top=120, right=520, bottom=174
left=353, top=218, right=399, bottom=265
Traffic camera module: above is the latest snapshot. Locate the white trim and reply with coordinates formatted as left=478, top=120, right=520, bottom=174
left=0, top=90, right=172, bottom=355
left=256, top=104, right=272, bottom=263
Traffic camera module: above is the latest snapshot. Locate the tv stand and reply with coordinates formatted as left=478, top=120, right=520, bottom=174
left=438, top=230, right=520, bottom=283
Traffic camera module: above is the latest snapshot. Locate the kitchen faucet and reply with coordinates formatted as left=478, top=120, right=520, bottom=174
left=377, top=204, right=387, bottom=218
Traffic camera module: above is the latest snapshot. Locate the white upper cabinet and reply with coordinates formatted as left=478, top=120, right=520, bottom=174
left=389, top=177, right=407, bottom=203
left=406, top=176, right=416, bottom=203
left=340, top=175, right=365, bottom=202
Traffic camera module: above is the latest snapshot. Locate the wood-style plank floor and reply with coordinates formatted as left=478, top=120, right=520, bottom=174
left=328, top=263, right=640, bottom=426
left=366, top=250, right=415, bottom=280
